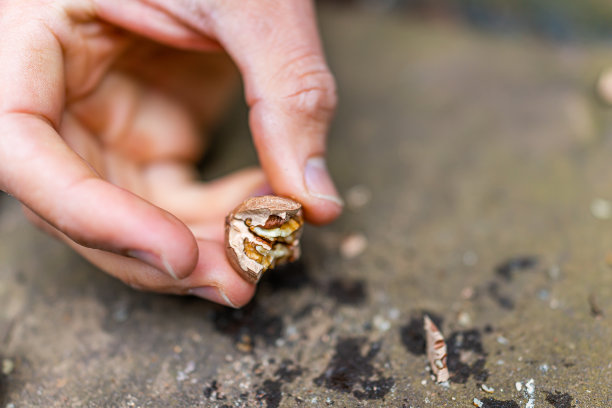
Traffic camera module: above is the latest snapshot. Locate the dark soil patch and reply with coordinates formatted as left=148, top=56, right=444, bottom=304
left=495, top=256, right=538, bottom=281
left=212, top=301, right=283, bottom=348
left=545, top=391, right=574, bottom=408
left=314, top=337, right=394, bottom=400
left=326, top=279, right=367, bottom=305
left=487, top=281, right=515, bottom=310
left=480, top=398, right=520, bottom=408
left=447, top=329, right=488, bottom=383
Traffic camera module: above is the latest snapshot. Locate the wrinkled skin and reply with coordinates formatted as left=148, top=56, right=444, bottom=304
left=0, top=0, right=342, bottom=307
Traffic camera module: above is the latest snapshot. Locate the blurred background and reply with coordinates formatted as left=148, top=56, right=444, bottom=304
left=321, top=0, right=612, bottom=42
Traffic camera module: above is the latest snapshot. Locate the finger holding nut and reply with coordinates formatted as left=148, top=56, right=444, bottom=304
left=225, top=195, right=304, bottom=283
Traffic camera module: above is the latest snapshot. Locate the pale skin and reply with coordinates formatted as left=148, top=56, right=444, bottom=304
left=0, top=0, right=343, bottom=307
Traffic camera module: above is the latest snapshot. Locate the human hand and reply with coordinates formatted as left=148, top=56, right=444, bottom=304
left=0, top=0, right=342, bottom=307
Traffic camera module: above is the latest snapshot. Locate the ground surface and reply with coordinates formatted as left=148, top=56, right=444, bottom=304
left=2, top=6, right=612, bottom=408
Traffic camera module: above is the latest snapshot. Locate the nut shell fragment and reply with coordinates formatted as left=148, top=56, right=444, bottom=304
left=424, top=315, right=449, bottom=383
left=225, top=196, right=303, bottom=283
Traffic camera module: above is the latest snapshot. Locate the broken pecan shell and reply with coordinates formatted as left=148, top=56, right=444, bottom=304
left=225, top=196, right=303, bottom=283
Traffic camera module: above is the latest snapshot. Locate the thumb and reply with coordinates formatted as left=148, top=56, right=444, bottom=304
left=210, top=0, right=343, bottom=224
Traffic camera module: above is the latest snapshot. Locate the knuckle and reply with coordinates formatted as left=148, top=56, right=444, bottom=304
left=274, top=51, right=338, bottom=120
left=285, top=70, right=338, bottom=120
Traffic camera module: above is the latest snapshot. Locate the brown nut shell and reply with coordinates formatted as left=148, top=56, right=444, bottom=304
left=225, top=196, right=303, bottom=283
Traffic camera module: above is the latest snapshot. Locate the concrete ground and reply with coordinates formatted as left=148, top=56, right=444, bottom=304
left=2, top=5, right=612, bottom=407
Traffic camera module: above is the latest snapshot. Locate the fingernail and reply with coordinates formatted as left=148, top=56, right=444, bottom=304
left=304, top=156, right=344, bottom=206
left=251, top=182, right=274, bottom=197
left=189, top=286, right=238, bottom=308
left=127, top=250, right=178, bottom=280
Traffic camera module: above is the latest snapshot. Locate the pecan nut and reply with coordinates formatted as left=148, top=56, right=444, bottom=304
left=225, top=196, right=303, bottom=283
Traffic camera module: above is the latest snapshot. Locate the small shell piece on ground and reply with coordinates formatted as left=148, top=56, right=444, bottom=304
left=340, top=233, right=368, bottom=259
left=481, top=384, right=495, bottom=393
left=473, top=397, right=484, bottom=407
left=424, top=315, right=449, bottom=383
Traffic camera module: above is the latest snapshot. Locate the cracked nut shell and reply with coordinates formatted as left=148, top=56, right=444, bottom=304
left=225, top=195, right=304, bottom=283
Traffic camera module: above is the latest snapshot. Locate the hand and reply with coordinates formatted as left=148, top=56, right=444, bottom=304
left=0, top=0, right=342, bottom=307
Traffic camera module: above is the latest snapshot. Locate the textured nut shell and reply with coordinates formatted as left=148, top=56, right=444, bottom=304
left=225, top=196, right=303, bottom=284
left=230, top=196, right=302, bottom=227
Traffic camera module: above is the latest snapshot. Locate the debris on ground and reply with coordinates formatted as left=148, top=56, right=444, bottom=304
left=524, top=378, right=535, bottom=408
left=424, top=314, right=449, bottom=383
left=481, top=384, right=495, bottom=393
left=340, top=233, right=368, bottom=259
left=345, top=185, right=372, bottom=209
left=2, top=358, right=14, bottom=375
left=590, top=198, right=612, bottom=220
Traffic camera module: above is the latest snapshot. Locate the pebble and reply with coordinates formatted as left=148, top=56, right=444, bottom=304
left=388, top=308, right=400, bottom=320
left=184, top=361, right=196, bottom=374
left=496, top=336, right=509, bottom=345
left=524, top=378, right=535, bottom=408
left=590, top=198, right=612, bottom=220
left=515, top=381, right=522, bottom=392
left=373, top=315, right=391, bottom=332
left=457, top=311, right=472, bottom=327
left=345, top=185, right=372, bottom=209
left=481, top=384, right=495, bottom=393
left=340, top=233, right=368, bottom=259
left=525, top=378, right=535, bottom=394
left=461, top=286, right=475, bottom=300
left=2, top=359, right=14, bottom=375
